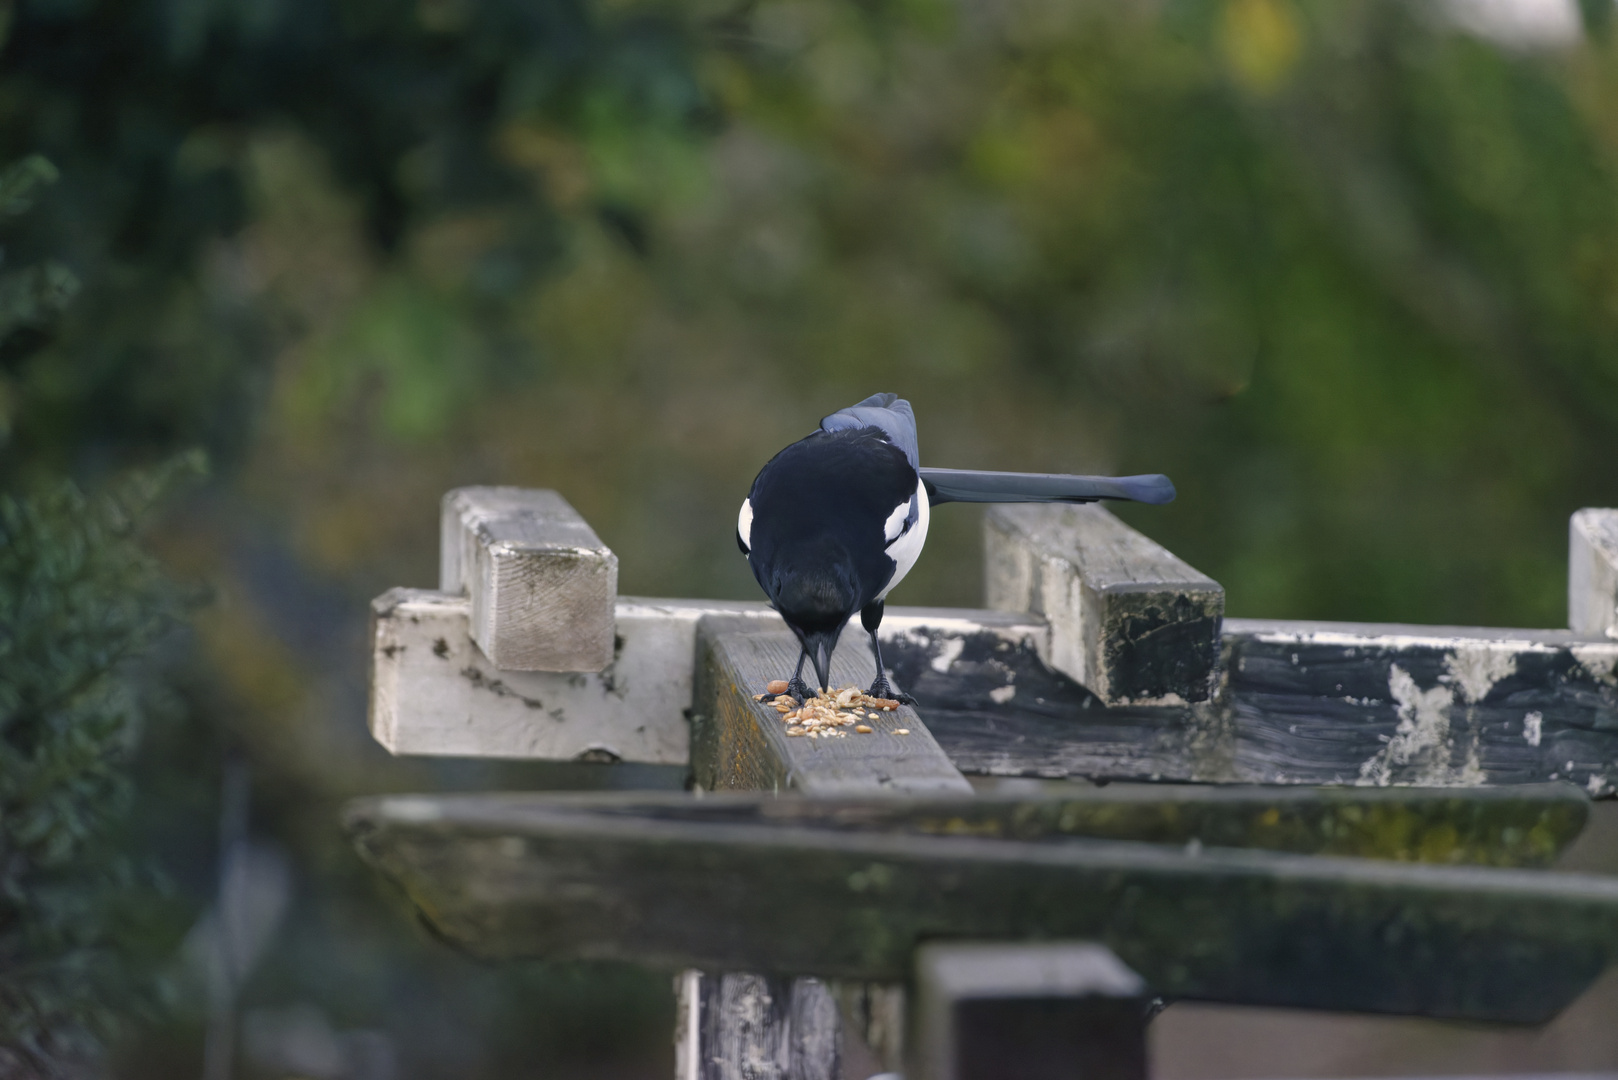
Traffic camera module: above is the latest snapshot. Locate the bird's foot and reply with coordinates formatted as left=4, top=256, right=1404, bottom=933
left=786, top=676, right=819, bottom=704
left=764, top=676, right=820, bottom=705
left=865, top=675, right=916, bottom=706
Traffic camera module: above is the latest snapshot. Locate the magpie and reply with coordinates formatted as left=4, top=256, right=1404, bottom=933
left=737, top=393, right=1176, bottom=705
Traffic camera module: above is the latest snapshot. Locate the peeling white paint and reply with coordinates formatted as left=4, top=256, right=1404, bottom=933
left=989, top=684, right=1017, bottom=704
left=1244, top=624, right=1563, bottom=655
left=1589, top=774, right=1612, bottom=797
left=1524, top=711, right=1543, bottom=747
left=880, top=609, right=1048, bottom=650
left=1571, top=643, right=1618, bottom=686
left=1444, top=646, right=1517, bottom=704
left=1359, top=664, right=1456, bottom=786
left=931, top=637, right=966, bottom=673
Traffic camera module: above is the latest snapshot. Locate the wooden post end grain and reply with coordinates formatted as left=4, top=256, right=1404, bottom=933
left=440, top=486, right=617, bottom=671
left=984, top=504, right=1223, bottom=706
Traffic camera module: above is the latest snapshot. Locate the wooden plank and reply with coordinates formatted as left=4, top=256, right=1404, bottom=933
left=884, top=616, right=1618, bottom=793
left=343, top=791, right=1618, bottom=1022
left=1571, top=508, right=1618, bottom=639
left=690, top=626, right=973, bottom=796
left=984, top=504, right=1223, bottom=705
left=912, top=943, right=1147, bottom=1080
left=496, top=784, right=1585, bottom=867
left=1221, top=619, right=1618, bottom=792
left=368, top=589, right=779, bottom=763
left=439, top=486, right=617, bottom=671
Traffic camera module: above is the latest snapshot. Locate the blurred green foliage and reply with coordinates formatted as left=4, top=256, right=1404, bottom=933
left=4, top=0, right=1618, bottom=1072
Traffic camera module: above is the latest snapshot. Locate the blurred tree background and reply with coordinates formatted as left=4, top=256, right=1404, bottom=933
left=3, top=0, right=1618, bottom=1074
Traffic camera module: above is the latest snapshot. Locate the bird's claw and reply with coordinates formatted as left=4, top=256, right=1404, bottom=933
left=764, top=676, right=819, bottom=705
left=865, top=676, right=915, bottom=706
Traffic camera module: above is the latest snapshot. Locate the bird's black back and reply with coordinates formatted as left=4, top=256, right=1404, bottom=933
left=746, top=426, right=916, bottom=630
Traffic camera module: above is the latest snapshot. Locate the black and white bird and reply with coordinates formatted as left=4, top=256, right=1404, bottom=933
left=737, top=393, right=1175, bottom=704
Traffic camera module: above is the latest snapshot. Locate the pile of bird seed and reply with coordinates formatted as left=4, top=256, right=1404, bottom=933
left=752, top=681, right=910, bottom=739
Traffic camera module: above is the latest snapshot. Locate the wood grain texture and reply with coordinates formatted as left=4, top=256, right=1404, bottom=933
left=344, top=790, right=1618, bottom=1021
left=984, top=504, right=1223, bottom=706
left=440, top=486, right=618, bottom=672
left=675, top=971, right=840, bottom=1080
left=690, top=626, right=972, bottom=796
left=885, top=616, right=1618, bottom=793
left=1571, top=508, right=1618, bottom=639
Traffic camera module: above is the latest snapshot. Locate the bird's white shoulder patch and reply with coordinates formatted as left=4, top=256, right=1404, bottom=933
left=738, top=498, right=753, bottom=552
left=879, top=477, right=930, bottom=599
left=882, top=499, right=909, bottom=543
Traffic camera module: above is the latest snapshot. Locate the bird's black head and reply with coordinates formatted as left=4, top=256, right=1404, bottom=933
left=763, top=535, right=859, bottom=693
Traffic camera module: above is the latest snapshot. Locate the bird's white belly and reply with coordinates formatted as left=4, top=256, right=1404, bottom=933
left=878, top=476, right=930, bottom=599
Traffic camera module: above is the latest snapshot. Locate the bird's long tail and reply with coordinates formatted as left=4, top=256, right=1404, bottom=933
left=920, top=468, right=1175, bottom=506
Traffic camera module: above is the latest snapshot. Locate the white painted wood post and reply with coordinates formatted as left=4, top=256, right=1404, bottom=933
left=1570, top=508, right=1618, bottom=639
left=984, top=504, right=1223, bottom=705
left=368, top=590, right=782, bottom=763
left=440, top=487, right=618, bottom=671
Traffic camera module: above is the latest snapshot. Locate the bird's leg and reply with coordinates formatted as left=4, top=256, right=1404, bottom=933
left=774, top=646, right=817, bottom=704
left=861, top=600, right=916, bottom=705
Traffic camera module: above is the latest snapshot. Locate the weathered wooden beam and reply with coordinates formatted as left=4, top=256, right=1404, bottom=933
left=912, top=943, right=1148, bottom=1080
left=984, top=503, right=1223, bottom=705
left=368, top=589, right=778, bottom=763
left=343, top=784, right=1589, bottom=865
left=1571, top=508, right=1618, bottom=639
left=690, top=625, right=973, bottom=796
left=343, top=790, right=1618, bottom=1022
left=674, top=970, right=840, bottom=1080
left=890, top=618, right=1618, bottom=794
left=439, top=486, right=617, bottom=671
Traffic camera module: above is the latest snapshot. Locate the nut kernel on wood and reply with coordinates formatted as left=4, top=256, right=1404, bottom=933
left=766, top=680, right=790, bottom=695
left=855, top=725, right=873, bottom=734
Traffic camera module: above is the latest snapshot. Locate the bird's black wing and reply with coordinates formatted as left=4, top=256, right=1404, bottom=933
left=920, top=468, right=1175, bottom=506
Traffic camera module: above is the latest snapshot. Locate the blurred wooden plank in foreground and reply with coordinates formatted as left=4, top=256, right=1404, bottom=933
left=343, top=788, right=1618, bottom=1022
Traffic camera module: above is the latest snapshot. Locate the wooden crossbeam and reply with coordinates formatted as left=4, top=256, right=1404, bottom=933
left=897, top=618, right=1618, bottom=794
left=343, top=789, right=1618, bottom=1022
left=369, top=590, right=785, bottom=762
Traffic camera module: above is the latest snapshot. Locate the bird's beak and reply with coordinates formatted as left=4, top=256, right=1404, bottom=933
left=812, top=638, right=832, bottom=695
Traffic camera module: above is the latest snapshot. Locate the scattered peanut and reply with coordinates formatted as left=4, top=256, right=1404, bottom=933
left=766, top=680, right=790, bottom=695
left=755, top=682, right=907, bottom=739
left=894, top=728, right=910, bottom=735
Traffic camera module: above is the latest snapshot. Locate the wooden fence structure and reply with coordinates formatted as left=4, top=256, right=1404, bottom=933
left=347, top=487, right=1618, bottom=1080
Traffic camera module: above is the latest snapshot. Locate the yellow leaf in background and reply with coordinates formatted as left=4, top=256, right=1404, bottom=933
left=1221, top=0, right=1303, bottom=95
